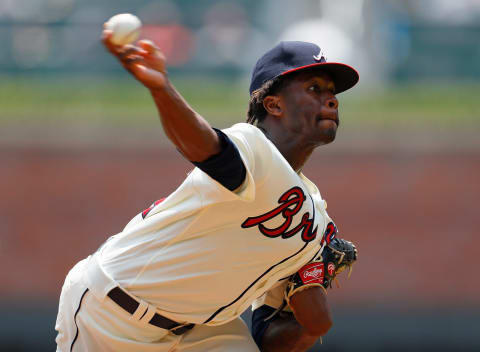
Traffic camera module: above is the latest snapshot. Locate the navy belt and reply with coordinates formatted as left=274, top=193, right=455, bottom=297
left=107, top=287, right=194, bottom=335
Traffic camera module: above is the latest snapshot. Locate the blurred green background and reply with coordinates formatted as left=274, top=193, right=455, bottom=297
left=1, top=0, right=479, bottom=351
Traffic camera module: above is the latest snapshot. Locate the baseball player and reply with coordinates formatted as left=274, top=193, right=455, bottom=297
left=55, top=31, right=359, bottom=352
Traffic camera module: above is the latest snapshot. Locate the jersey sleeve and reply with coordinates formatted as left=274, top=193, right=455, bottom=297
left=222, top=123, right=273, bottom=178
left=189, top=123, right=273, bottom=203
left=192, top=129, right=246, bottom=191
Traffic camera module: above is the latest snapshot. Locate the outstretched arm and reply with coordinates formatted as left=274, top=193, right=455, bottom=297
left=102, top=30, right=220, bottom=162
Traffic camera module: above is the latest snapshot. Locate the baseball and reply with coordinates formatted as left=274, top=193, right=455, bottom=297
left=105, top=13, right=142, bottom=46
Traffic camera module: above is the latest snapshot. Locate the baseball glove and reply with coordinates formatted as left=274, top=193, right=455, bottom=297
left=285, top=238, right=357, bottom=303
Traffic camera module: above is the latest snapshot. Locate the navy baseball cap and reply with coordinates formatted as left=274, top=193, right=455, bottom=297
left=249, top=41, right=359, bottom=95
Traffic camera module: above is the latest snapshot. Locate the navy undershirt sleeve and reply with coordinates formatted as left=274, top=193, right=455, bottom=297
left=251, top=305, right=278, bottom=348
left=192, top=128, right=247, bottom=191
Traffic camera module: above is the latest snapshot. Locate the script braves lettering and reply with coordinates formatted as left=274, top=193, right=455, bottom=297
left=241, top=186, right=318, bottom=242
left=320, top=221, right=337, bottom=246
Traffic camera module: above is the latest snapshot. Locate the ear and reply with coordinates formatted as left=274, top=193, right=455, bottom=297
left=263, top=95, right=283, bottom=117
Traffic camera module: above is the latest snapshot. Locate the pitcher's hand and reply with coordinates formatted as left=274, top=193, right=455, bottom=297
left=102, top=30, right=167, bottom=90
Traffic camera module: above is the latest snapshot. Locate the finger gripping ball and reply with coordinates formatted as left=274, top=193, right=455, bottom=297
left=105, top=13, right=142, bottom=46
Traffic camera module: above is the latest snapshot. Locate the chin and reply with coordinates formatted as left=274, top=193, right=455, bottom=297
left=320, top=126, right=337, bottom=145
left=315, top=119, right=338, bottom=145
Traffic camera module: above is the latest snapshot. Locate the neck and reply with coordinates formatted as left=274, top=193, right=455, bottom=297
left=257, top=123, right=315, bottom=173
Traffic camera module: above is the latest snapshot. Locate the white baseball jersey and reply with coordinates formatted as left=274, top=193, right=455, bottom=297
left=98, top=122, right=336, bottom=326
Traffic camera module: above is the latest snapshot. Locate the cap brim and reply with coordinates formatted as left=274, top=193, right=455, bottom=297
left=281, top=62, right=359, bottom=94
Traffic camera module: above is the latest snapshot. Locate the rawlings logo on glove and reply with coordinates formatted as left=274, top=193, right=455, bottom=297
left=285, top=237, right=358, bottom=303
left=299, top=263, right=324, bottom=284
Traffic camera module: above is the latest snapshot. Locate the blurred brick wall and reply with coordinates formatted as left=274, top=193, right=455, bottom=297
left=1, top=146, right=479, bottom=309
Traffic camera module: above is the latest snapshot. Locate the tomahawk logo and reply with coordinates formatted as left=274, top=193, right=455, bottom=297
left=241, top=186, right=318, bottom=242
left=313, top=48, right=327, bottom=62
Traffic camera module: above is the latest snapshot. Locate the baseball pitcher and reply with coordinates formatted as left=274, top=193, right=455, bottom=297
left=55, top=30, right=359, bottom=352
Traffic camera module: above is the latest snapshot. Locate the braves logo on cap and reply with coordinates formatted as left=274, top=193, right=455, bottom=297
left=249, top=41, right=359, bottom=95
left=313, top=49, right=327, bottom=62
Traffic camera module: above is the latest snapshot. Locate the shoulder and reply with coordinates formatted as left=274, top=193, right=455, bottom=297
left=223, top=123, right=268, bottom=143
left=223, top=123, right=274, bottom=158
left=221, top=123, right=274, bottom=177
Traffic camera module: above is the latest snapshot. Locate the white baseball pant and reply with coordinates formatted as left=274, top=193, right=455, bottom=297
left=55, top=255, right=259, bottom=352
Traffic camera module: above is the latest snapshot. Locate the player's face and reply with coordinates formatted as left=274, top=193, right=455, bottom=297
left=278, top=70, right=339, bottom=146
